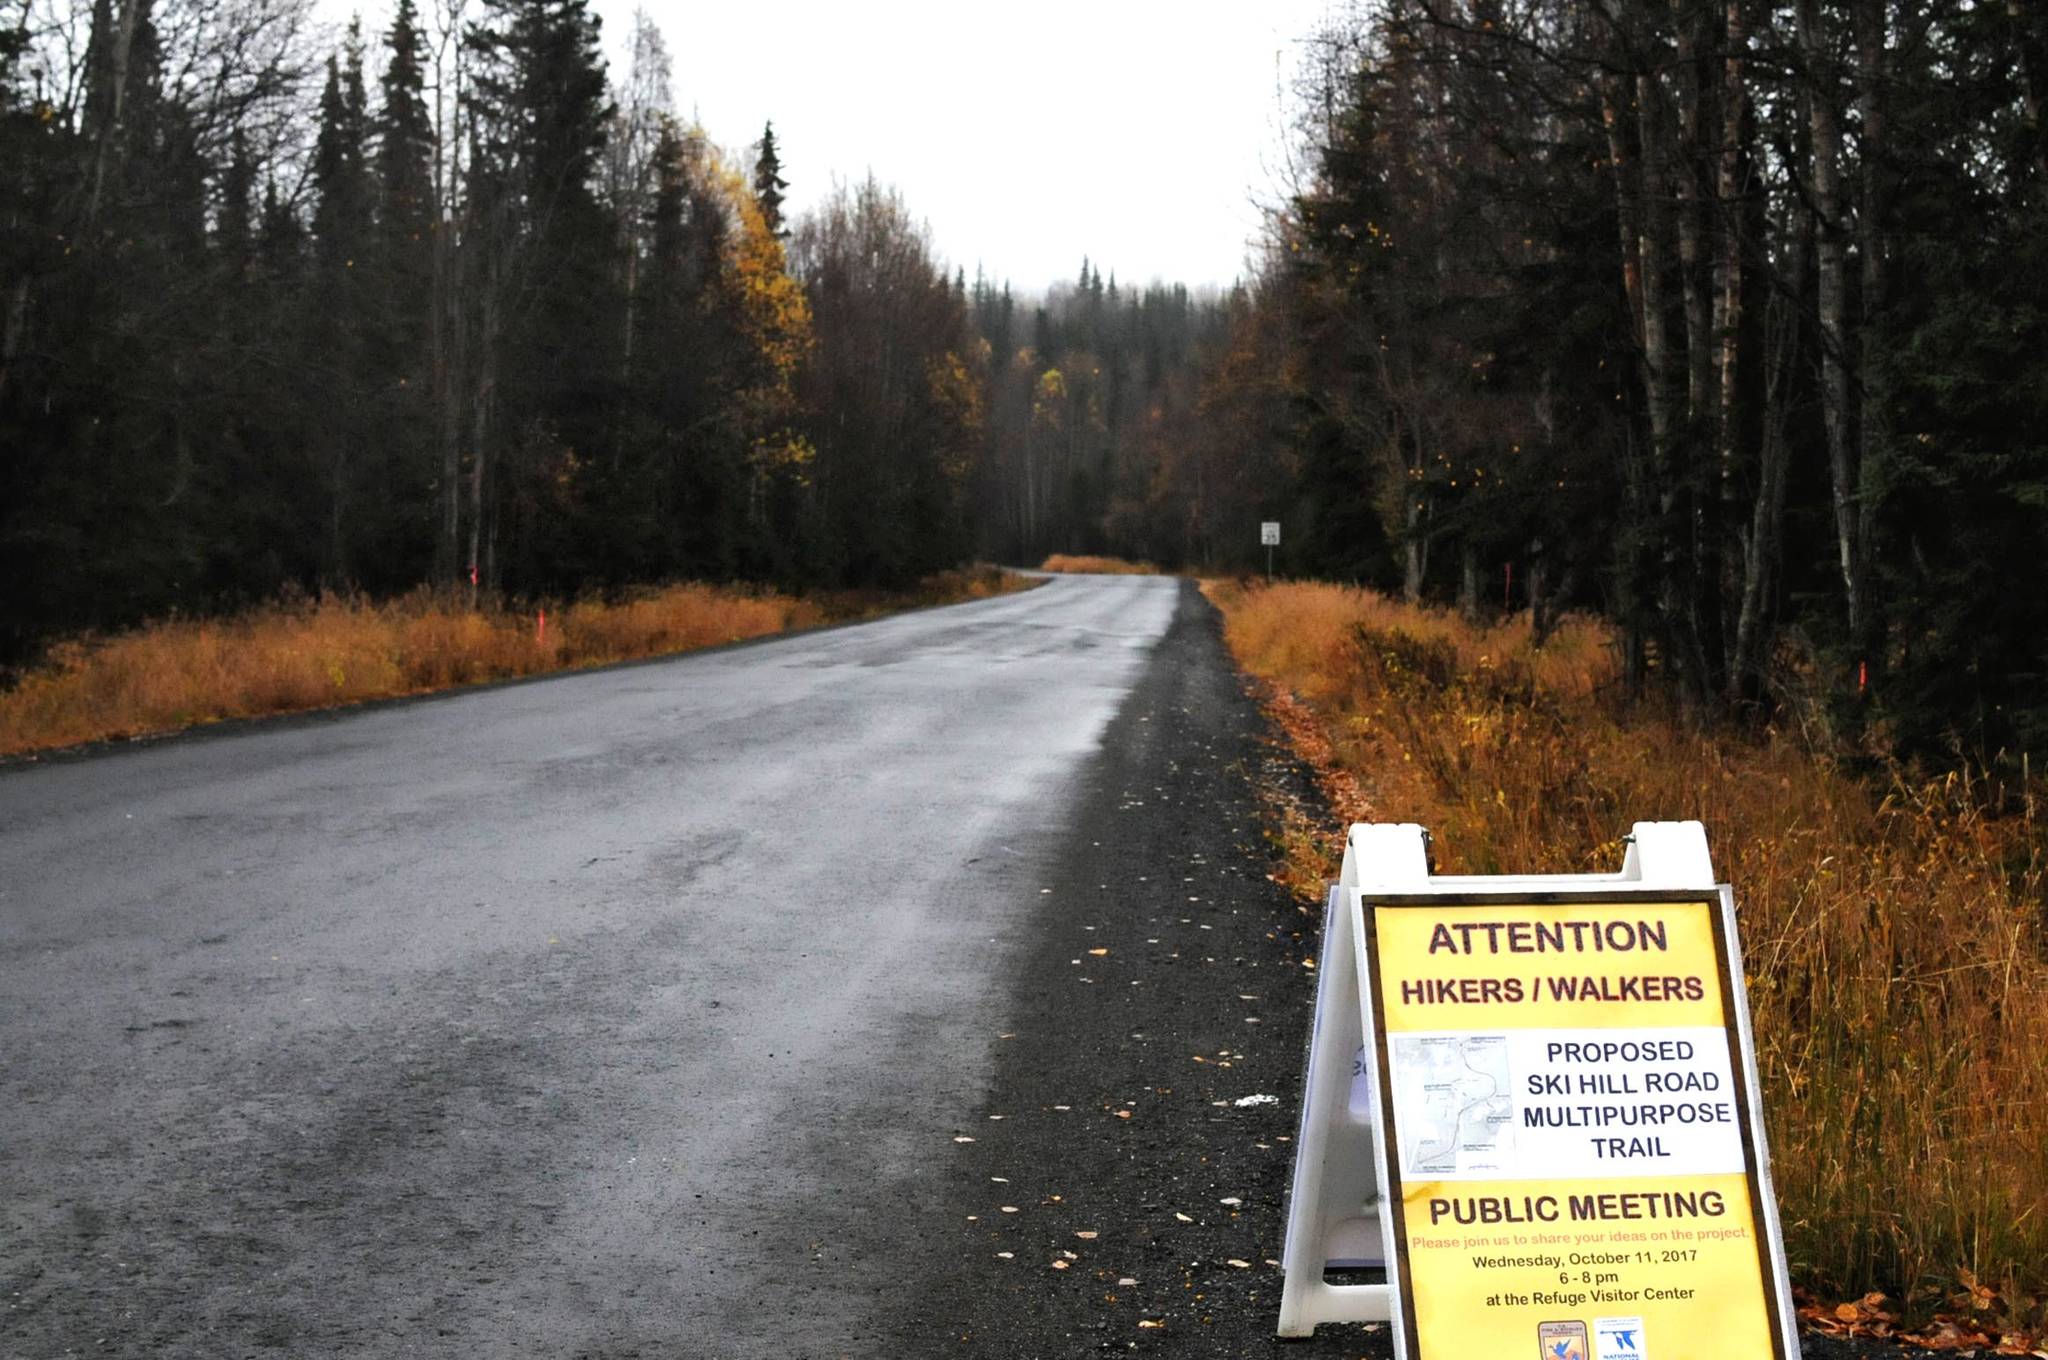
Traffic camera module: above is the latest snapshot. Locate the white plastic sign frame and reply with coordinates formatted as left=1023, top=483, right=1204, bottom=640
left=1277, top=820, right=1797, bottom=1350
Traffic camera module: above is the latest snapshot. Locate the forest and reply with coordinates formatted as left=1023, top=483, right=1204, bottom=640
left=3, top=0, right=2045, bottom=764
left=1219, top=0, right=2048, bottom=766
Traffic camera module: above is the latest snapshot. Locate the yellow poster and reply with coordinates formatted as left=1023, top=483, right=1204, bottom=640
left=1364, top=896, right=1791, bottom=1360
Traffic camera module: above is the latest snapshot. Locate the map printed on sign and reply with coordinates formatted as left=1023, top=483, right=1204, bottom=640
left=1390, top=1034, right=1512, bottom=1175
left=1359, top=893, right=1796, bottom=1360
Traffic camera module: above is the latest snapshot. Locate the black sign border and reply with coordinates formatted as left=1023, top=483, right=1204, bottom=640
left=1357, top=887, right=1795, bottom=1360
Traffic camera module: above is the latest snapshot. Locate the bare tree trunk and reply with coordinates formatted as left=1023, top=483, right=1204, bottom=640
left=1401, top=413, right=1430, bottom=604
left=1709, top=0, right=1749, bottom=691
left=85, top=0, right=144, bottom=229
left=1403, top=496, right=1426, bottom=605
left=1714, top=0, right=1747, bottom=554
left=1634, top=61, right=1711, bottom=706
left=1730, top=218, right=1804, bottom=702
left=1633, top=72, right=1680, bottom=489
left=1600, top=75, right=1648, bottom=348
left=432, top=14, right=466, bottom=587
left=1671, top=2, right=1714, bottom=426
left=433, top=220, right=463, bottom=585
left=1672, top=0, right=1725, bottom=691
left=468, top=253, right=500, bottom=607
left=1852, top=0, right=1888, bottom=655
left=1459, top=544, right=1479, bottom=620
left=1799, top=0, right=1861, bottom=635
left=1599, top=75, right=1658, bottom=698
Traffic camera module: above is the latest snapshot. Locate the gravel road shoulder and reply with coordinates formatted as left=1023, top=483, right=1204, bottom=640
left=891, top=579, right=1897, bottom=1359
left=894, top=579, right=1378, bottom=1356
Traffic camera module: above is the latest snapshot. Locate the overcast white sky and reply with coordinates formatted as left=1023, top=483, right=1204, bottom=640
left=607, top=0, right=1339, bottom=292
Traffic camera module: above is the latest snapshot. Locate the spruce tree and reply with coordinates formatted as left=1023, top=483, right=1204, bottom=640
left=465, top=0, right=616, bottom=592
left=307, top=27, right=376, bottom=586
left=753, top=120, right=788, bottom=238
left=217, top=130, right=256, bottom=270
left=375, top=0, right=435, bottom=251
left=310, top=42, right=372, bottom=269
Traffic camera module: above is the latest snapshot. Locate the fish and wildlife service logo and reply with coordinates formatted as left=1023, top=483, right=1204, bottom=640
left=1538, top=1320, right=1589, bottom=1360
left=1594, top=1315, right=1647, bottom=1360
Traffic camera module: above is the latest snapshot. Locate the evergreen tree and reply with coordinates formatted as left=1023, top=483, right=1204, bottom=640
left=306, top=33, right=377, bottom=585
left=753, top=119, right=788, bottom=238
left=375, top=0, right=435, bottom=253
left=465, top=0, right=616, bottom=592
left=311, top=44, right=372, bottom=270
left=218, top=131, right=257, bottom=272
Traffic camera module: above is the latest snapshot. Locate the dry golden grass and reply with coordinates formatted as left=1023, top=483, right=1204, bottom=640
left=1206, top=577, right=2048, bottom=1327
left=1038, top=553, right=1160, bottom=575
left=0, top=567, right=1032, bottom=756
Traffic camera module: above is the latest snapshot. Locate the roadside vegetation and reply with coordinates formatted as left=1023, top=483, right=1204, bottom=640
left=1037, top=555, right=1160, bottom=575
left=0, top=568, right=1028, bottom=757
left=1206, top=578, right=2048, bottom=1346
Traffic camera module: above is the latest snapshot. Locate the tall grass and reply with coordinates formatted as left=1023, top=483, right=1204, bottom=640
left=1207, top=578, right=2048, bottom=1323
left=1038, top=553, right=1159, bottom=575
left=0, top=568, right=1027, bottom=756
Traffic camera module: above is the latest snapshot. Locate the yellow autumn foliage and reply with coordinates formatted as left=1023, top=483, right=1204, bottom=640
left=712, top=153, right=813, bottom=388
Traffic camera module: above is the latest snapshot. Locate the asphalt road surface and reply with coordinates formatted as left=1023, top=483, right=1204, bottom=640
left=0, top=575, right=1299, bottom=1356
left=2, top=575, right=1863, bottom=1359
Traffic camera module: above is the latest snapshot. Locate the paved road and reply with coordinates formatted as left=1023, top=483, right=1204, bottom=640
left=0, top=575, right=1187, bottom=1357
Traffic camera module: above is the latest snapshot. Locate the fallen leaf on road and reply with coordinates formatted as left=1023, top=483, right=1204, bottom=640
left=1088, top=948, right=1108, bottom=956
left=1220, top=1197, right=1242, bottom=1206
left=1001, top=1206, right=1019, bottom=1213
left=1227, top=1259, right=1251, bottom=1268
left=1051, top=1260, right=1070, bottom=1270
left=953, top=1136, right=976, bottom=1143
left=1138, top=1319, right=1165, bottom=1329
left=1175, top=1212, right=1193, bottom=1223
left=1075, top=1231, right=1098, bottom=1239
left=997, top=1252, right=1013, bottom=1259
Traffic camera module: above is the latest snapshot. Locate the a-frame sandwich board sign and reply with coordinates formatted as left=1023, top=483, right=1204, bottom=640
left=1277, top=820, right=1792, bottom=1344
